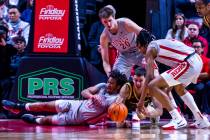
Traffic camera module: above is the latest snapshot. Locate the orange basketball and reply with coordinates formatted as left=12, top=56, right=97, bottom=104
left=108, top=103, right=128, bottom=122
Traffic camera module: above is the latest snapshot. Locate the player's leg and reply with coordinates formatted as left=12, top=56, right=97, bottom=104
left=174, top=85, right=210, bottom=128
left=148, top=97, right=163, bottom=125
left=21, top=114, right=54, bottom=125
left=2, top=100, right=57, bottom=114
left=148, top=76, right=187, bottom=129
left=173, top=55, right=210, bottom=128
left=148, top=76, right=174, bottom=111
left=21, top=112, right=69, bottom=125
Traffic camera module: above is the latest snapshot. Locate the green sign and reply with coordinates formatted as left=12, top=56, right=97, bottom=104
left=18, top=67, right=84, bottom=102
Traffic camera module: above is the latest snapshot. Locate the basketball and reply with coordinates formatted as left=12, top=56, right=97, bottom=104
left=108, top=103, right=128, bottom=122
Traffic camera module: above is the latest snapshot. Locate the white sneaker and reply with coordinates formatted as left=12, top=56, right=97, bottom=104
left=189, top=116, right=210, bottom=129
left=132, top=111, right=140, bottom=121
left=162, top=117, right=187, bottom=130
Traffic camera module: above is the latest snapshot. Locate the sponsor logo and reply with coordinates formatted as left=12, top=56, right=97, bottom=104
left=39, top=5, right=65, bottom=20
left=18, top=67, right=84, bottom=102
left=38, top=33, right=64, bottom=49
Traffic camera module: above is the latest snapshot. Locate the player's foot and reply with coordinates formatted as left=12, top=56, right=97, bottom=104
left=2, top=100, right=25, bottom=114
left=21, top=114, right=37, bottom=124
left=132, top=112, right=140, bottom=121
left=189, top=116, right=210, bottom=129
left=162, top=117, right=187, bottom=130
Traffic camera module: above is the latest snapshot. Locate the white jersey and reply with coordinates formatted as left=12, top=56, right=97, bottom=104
left=53, top=83, right=118, bottom=125
left=104, top=18, right=144, bottom=78
left=104, top=18, right=138, bottom=54
left=148, top=39, right=195, bottom=68
left=78, top=83, right=118, bottom=122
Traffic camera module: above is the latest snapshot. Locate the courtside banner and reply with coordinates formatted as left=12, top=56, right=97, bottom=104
left=33, top=0, right=69, bottom=53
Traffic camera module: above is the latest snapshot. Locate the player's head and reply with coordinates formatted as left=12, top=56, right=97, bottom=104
left=192, top=39, right=204, bottom=55
left=99, top=5, right=117, bottom=32
left=107, top=70, right=127, bottom=93
left=195, top=0, right=210, bottom=17
left=133, top=67, right=146, bottom=89
left=136, top=30, right=156, bottom=54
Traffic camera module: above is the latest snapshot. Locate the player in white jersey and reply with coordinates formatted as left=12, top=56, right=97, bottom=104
left=2, top=70, right=127, bottom=125
left=99, top=5, right=144, bottom=78
left=136, top=30, right=210, bottom=129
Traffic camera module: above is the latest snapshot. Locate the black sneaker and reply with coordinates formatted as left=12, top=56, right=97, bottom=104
left=2, top=100, right=25, bottom=114
left=21, top=114, right=37, bottom=124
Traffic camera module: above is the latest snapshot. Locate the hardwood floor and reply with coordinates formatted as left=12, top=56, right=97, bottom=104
left=0, top=119, right=210, bottom=140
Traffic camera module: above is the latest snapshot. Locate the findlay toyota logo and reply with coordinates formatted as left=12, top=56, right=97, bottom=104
left=38, top=33, right=64, bottom=49
left=39, top=5, right=65, bottom=20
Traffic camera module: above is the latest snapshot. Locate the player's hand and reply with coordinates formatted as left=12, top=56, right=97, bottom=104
left=136, top=107, right=146, bottom=119
left=91, top=95, right=103, bottom=106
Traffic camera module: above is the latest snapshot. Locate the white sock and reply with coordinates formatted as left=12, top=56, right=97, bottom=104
left=25, top=103, right=31, bottom=111
left=181, top=92, right=203, bottom=121
left=35, top=118, right=42, bottom=124
left=169, top=109, right=182, bottom=120
left=171, top=98, right=178, bottom=108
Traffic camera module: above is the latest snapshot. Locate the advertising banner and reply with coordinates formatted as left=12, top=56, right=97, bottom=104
left=33, top=0, right=69, bottom=53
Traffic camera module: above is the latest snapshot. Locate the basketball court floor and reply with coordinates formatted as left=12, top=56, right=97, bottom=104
left=0, top=119, right=210, bottom=140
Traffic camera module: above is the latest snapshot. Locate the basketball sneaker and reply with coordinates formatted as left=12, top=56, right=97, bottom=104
left=189, top=116, right=210, bottom=129
left=162, top=117, right=187, bottom=130
left=132, top=111, right=140, bottom=121
left=21, top=114, right=37, bottom=124
left=2, top=100, right=25, bottom=114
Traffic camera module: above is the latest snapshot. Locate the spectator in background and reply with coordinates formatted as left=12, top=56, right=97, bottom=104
left=21, top=0, right=33, bottom=24
left=195, top=0, right=210, bottom=57
left=183, top=23, right=208, bottom=56
left=165, top=13, right=188, bottom=41
left=10, top=36, right=26, bottom=76
left=7, top=5, right=30, bottom=45
left=175, top=0, right=203, bottom=26
left=0, top=0, right=8, bottom=21
left=0, top=24, right=18, bottom=118
left=88, top=21, right=105, bottom=73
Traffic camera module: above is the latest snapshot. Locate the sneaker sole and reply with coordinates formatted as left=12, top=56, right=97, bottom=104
left=3, top=106, right=21, bottom=114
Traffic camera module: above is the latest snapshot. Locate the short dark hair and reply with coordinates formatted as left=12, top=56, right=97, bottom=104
left=134, top=67, right=146, bottom=77
left=8, top=5, right=19, bottom=11
left=98, top=5, right=116, bottom=19
left=192, top=39, right=204, bottom=48
left=136, top=30, right=156, bottom=47
left=109, top=69, right=127, bottom=87
left=12, top=36, right=26, bottom=44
